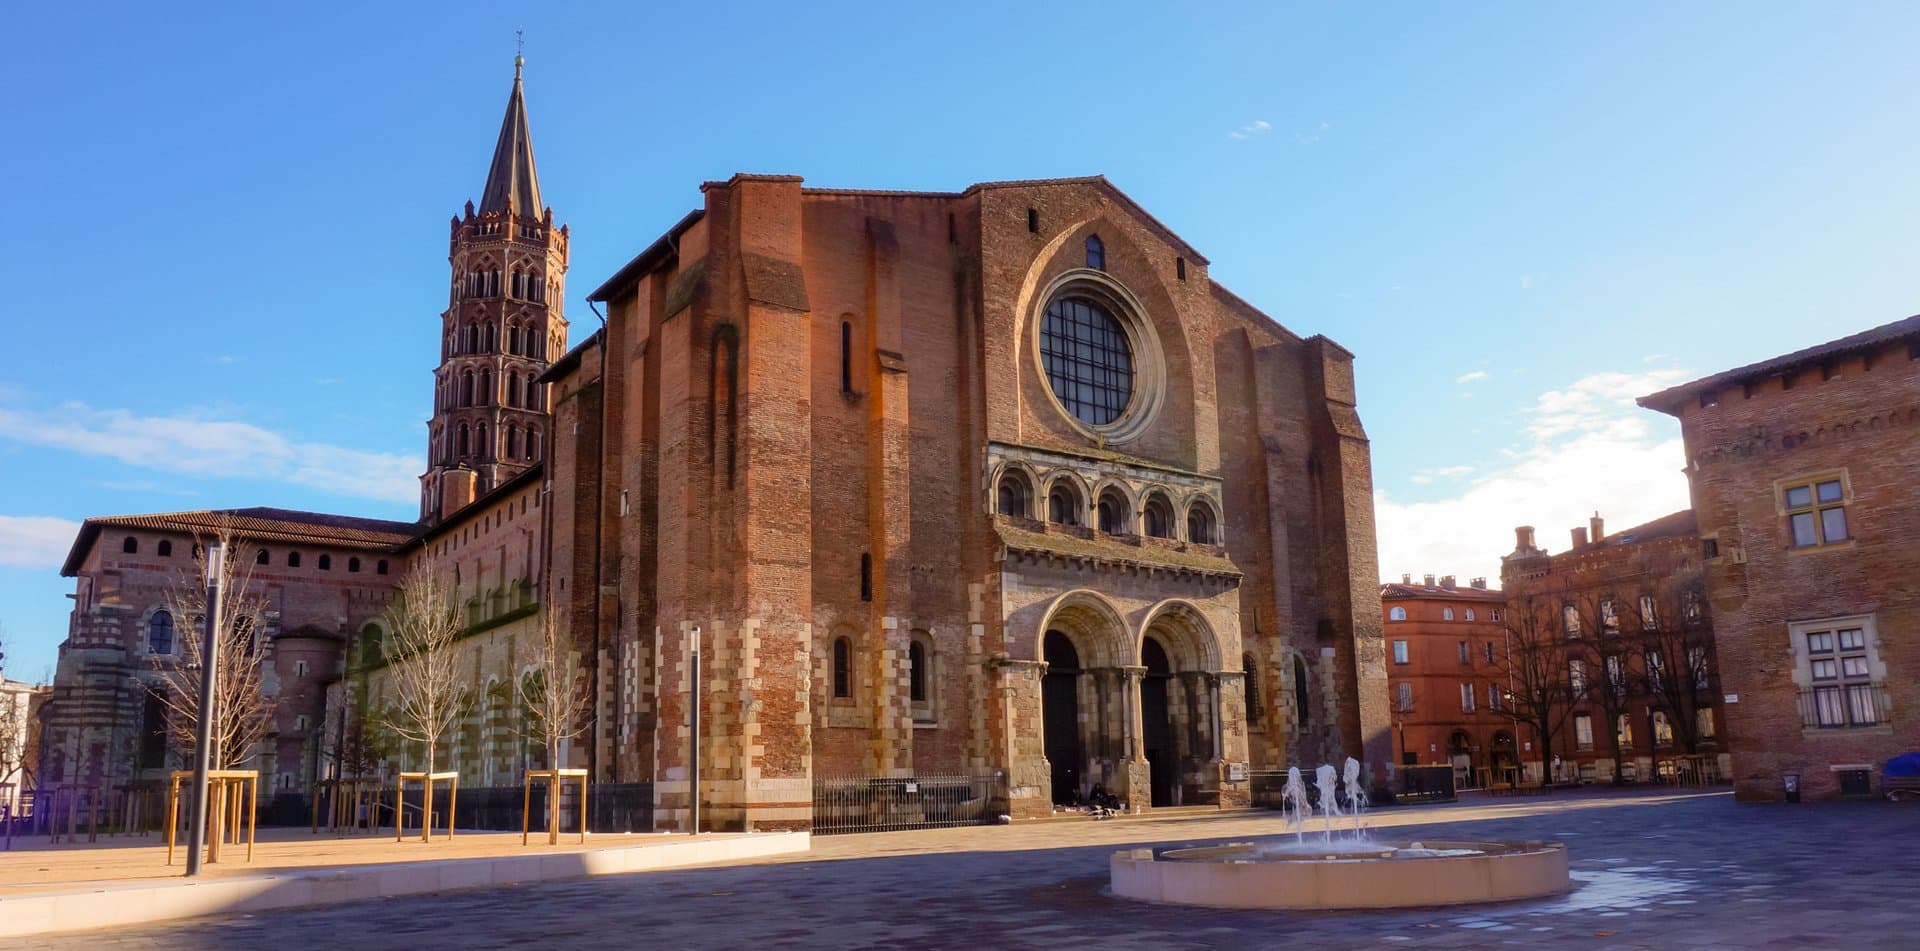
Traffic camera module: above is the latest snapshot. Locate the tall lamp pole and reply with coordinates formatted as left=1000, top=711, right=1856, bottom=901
left=185, top=542, right=224, bottom=877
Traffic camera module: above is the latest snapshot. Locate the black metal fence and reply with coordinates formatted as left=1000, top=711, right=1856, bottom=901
left=1396, top=765, right=1456, bottom=803
left=812, top=773, right=1006, bottom=835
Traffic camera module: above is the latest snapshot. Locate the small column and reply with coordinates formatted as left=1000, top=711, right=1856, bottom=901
left=1119, top=666, right=1150, bottom=809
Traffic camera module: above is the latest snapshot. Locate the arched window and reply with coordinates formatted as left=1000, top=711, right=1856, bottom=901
left=1442, top=607, right=1455, bottom=621
left=1187, top=501, right=1216, bottom=544
left=287, top=551, right=301, bottom=568
left=477, top=424, right=490, bottom=460
left=1143, top=494, right=1174, bottom=539
left=859, top=553, right=873, bottom=602
left=467, top=325, right=481, bottom=353
left=1047, top=480, right=1082, bottom=527
left=526, top=375, right=541, bottom=411
left=256, top=549, right=269, bottom=565
left=996, top=472, right=1031, bottom=518
left=1465, top=608, right=1476, bottom=621
left=480, top=371, right=493, bottom=405
left=462, top=371, right=475, bottom=407
left=148, top=610, right=174, bottom=654
left=122, top=536, right=138, bottom=554
left=360, top=624, right=383, bottom=667
left=1243, top=653, right=1260, bottom=713
left=1097, top=489, right=1128, bottom=534
left=376, top=559, right=389, bottom=575
left=1085, top=234, right=1105, bottom=271
left=909, top=640, right=927, bottom=703
left=840, top=321, right=854, bottom=394
left=157, top=539, right=172, bottom=557
left=1389, top=606, right=1407, bottom=621
left=485, top=323, right=497, bottom=353
left=317, top=554, right=332, bottom=571
left=507, top=374, right=521, bottom=407
left=527, top=427, right=539, bottom=461
left=347, top=556, right=361, bottom=573
left=1293, top=656, right=1310, bottom=727
left=236, top=616, right=256, bottom=655
left=832, top=638, right=852, bottom=698
left=506, top=426, right=519, bottom=459
left=458, top=423, right=470, bottom=458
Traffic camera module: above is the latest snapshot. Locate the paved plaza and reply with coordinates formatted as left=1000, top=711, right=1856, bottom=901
left=16, top=788, right=1919, bottom=949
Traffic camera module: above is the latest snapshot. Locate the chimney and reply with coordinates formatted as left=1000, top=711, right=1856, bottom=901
left=1470, top=577, right=1487, bottom=589
left=1440, top=575, right=1457, bottom=589
left=1423, top=573, right=1436, bottom=587
left=1590, top=512, right=1605, bottom=544
left=1402, top=573, right=1412, bottom=585
left=440, top=468, right=478, bottom=518
left=1572, top=526, right=1589, bottom=548
left=1515, top=526, right=1537, bottom=552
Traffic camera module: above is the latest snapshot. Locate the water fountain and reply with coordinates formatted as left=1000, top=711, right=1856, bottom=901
left=1110, top=757, right=1569, bottom=910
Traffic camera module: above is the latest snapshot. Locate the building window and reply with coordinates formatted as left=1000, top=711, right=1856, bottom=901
left=1599, top=599, right=1619, bottom=633
left=1653, top=711, right=1673, bottom=747
left=1688, top=646, right=1710, bottom=690
left=1563, top=604, right=1581, bottom=638
left=908, top=640, right=927, bottom=703
left=1490, top=609, right=1501, bottom=622
left=1457, top=641, right=1470, bottom=665
left=1097, top=489, right=1128, bottom=534
left=840, top=321, right=854, bottom=394
left=1142, top=494, right=1174, bottom=539
left=256, top=549, right=269, bottom=565
left=1392, top=640, right=1409, bottom=664
left=1085, top=234, right=1105, bottom=271
left=1797, top=618, right=1885, bottom=728
left=1039, top=295, right=1133, bottom=426
left=1784, top=476, right=1849, bottom=548
left=123, top=536, right=138, bottom=554
left=158, top=539, right=173, bottom=557
left=1487, top=683, right=1501, bottom=711
left=376, top=559, right=389, bottom=575
left=1464, top=608, right=1475, bottom=621
left=1047, top=480, right=1082, bottom=527
left=1293, top=656, right=1310, bottom=728
left=1568, top=658, right=1587, bottom=698
left=1186, top=501, right=1216, bottom=544
left=1638, top=594, right=1659, bottom=630
left=1696, top=707, right=1716, bottom=738
left=1459, top=682, right=1475, bottom=713
left=148, top=610, right=174, bottom=655
left=1483, top=641, right=1496, bottom=664
left=1616, top=714, right=1634, bottom=749
left=1605, top=654, right=1627, bottom=696
left=1393, top=682, right=1413, bottom=713
left=1243, top=654, right=1260, bottom=712
left=859, top=553, right=873, bottom=602
left=1388, top=606, right=1407, bottom=621
left=1645, top=648, right=1665, bottom=690
left=1574, top=713, right=1594, bottom=751
left=1442, top=607, right=1455, bottom=621
left=996, top=472, right=1032, bottom=518
left=287, top=551, right=301, bottom=568
left=317, top=554, right=332, bottom=571
left=832, top=638, right=852, bottom=699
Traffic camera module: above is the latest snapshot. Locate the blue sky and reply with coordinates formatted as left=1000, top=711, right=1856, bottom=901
left=4, top=2, right=1918, bottom=680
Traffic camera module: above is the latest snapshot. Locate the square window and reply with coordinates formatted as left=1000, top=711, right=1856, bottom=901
left=1842, top=657, right=1869, bottom=678
left=1821, top=507, right=1848, bottom=543
left=1392, top=640, right=1409, bottom=664
left=1838, top=628, right=1865, bottom=651
left=1812, top=659, right=1837, bottom=680
left=1815, top=480, right=1843, bottom=504
left=1790, top=512, right=1818, bottom=547
left=1807, top=631, right=1833, bottom=653
left=1785, top=485, right=1812, bottom=508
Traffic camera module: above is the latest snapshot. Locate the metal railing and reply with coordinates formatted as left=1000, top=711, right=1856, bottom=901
left=286, top=782, right=656, bottom=834
left=812, top=773, right=1006, bottom=835
left=1397, top=765, right=1456, bottom=802
left=1800, top=684, right=1891, bottom=730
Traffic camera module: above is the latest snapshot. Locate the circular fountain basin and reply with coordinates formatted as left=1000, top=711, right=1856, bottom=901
left=1110, top=839, right=1570, bottom=910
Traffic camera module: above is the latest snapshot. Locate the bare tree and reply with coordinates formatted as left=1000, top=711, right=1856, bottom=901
left=1565, top=585, right=1635, bottom=785
left=517, top=608, right=591, bottom=842
left=1626, top=549, right=1715, bottom=759
left=150, top=536, right=273, bottom=772
left=1496, top=583, right=1577, bottom=785
left=378, top=565, right=467, bottom=790
left=0, top=623, right=23, bottom=791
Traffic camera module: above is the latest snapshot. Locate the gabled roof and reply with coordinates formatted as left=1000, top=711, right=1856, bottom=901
left=63, top=507, right=420, bottom=576
left=478, top=57, right=542, bottom=217
left=1588, top=509, right=1697, bottom=550
left=1380, top=583, right=1506, bottom=602
left=1638, top=314, right=1920, bottom=413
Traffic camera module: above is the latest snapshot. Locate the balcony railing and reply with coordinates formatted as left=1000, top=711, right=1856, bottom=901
left=1799, top=684, right=1891, bottom=729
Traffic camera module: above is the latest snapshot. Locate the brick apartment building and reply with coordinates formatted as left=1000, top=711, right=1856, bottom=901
left=39, top=57, right=1393, bottom=828
left=1639, top=314, right=1919, bottom=800
left=1381, top=575, right=1515, bottom=787
left=1501, top=511, right=1728, bottom=786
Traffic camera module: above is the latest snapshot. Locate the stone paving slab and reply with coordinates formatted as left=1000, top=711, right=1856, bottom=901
left=15, top=789, right=1920, bottom=949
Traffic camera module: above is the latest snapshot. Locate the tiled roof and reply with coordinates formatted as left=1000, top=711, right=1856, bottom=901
left=63, top=507, right=420, bottom=576
left=1588, top=509, right=1697, bottom=549
left=1639, top=314, right=1920, bottom=412
left=478, top=59, right=542, bottom=217
left=1380, top=583, right=1506, bottom=602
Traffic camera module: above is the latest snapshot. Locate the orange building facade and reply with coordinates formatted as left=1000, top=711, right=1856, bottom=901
left=1381, top=576, right=1515, bottom=788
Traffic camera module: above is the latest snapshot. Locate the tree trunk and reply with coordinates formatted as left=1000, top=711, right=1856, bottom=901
left=423, top=741, right=436, bottom=843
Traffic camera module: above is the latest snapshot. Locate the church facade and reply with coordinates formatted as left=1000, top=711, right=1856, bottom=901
left=41, top=60, right=1390, bottom=829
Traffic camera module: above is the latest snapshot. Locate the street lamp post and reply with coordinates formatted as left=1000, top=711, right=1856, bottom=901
left=185, top=542, right=224, bottom=877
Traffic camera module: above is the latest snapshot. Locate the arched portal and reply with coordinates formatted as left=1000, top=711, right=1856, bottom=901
left=1137, top=600, right=1225, bottom=807
left=1042, top=631, right=1083, bottom=804
left=1141, top=637, right=1175, bottom=807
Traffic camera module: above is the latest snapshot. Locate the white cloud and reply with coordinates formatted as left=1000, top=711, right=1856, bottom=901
left=0, top=515, right=81, bottom=569
left=1227, top=119, right=1273, bottom=140
left=1295, top=120, right=1330, bottom=144
left=1455, top=370, right=1489, bottom=385
left=1519, top=274, right=1534, bottom=290
left=0, top=402, right=421, bottom=505
left=1409, top=465, right=1475, bottom=485
left=1375, top=369, right=1692, bottom=587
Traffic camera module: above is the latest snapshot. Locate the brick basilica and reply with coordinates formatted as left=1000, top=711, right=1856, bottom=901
left=40, top=58, right=1390, bottom=830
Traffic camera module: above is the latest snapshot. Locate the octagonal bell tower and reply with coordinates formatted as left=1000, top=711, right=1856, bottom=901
left=421, top=54, right=569, bottom=522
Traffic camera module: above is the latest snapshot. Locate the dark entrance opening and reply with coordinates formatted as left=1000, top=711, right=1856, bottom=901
left=1042, top=631, right=1083, bottom=804
left=1142, top=637, right=1175, bottom=807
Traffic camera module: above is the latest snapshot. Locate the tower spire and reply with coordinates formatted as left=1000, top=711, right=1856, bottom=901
left=479, top=48, right=541, bottom=217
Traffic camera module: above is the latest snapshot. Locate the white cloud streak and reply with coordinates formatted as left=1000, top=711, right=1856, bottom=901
left=1455, top=370, right=1489, bottom=384
left=1376, top=369, right=1693, bottom=587
left=0, top=515, right=82, bottom=569
left=1227, top=119, right=1272, bottom=141
left=0, top=402, right=421, bottom=505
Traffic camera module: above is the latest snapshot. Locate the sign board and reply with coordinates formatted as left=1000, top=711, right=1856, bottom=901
left=1226, top=762, right=1248, bottom=782
left=1724, top=694, right=1739, bottom=704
